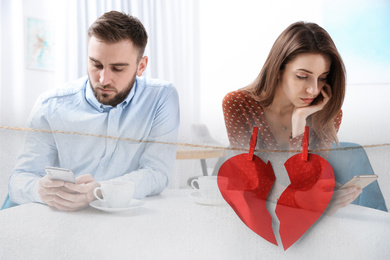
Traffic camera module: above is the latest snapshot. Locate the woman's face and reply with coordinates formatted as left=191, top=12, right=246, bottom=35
left=277, top=53, right=331, bottom=107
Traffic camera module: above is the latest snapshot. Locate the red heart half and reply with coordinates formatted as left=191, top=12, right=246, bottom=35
left=276, top=153, right=335, bottom=250
left=218, top=153, right=277, bottom=245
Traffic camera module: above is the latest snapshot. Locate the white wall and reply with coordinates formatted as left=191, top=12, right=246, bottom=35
left=0, top=0, right=58, bottom=127
left=0, top=0, right=59, bottom=204
left=338, top=84, right=390, bottom=145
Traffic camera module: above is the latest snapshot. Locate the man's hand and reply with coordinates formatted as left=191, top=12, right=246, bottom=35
left=38, top=175, right=66, bottom=207
left=38, top=174, right=100, bottom=211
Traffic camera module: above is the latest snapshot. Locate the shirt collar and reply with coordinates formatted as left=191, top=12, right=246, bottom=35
left=85, top=78, right=137, bottom=113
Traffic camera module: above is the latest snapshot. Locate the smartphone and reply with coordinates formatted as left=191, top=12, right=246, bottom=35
left=45, top=166, right=77, bottom=183
left=339, top=175, right=378, bottom=190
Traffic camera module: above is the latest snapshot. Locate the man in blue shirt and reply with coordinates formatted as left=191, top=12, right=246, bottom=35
left=8, top=11, right=180, bottom=211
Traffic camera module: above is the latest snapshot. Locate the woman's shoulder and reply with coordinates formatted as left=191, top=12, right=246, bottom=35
left=337, top=109, right=343, bottom=118
left=223, top=89, right=256, bottom=104
left=222, top=88, right=265, bottom=121
left=333, top=109, right=343, bottom=129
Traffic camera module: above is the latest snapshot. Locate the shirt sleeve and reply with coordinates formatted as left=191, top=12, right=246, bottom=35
left=8, top=98, right=57, bottom=204
left=222, top=91, right=252, bottom=150
left=111, top=85, right=180, bottom=199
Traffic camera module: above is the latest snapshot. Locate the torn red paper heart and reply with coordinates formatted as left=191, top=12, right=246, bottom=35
left=276, top=126, right=335, bottom=250
left=218, top=127, right=277, bottom=245
left=218, top=126, right=335, bottom=250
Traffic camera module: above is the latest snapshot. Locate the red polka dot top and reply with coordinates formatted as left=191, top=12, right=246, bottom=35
left=222, top=89, right=342, bottom=153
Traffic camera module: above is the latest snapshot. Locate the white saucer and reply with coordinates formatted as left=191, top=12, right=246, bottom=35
left=89, top=199, right=144, bottom=212
left=188, top=191, right=227, bottom=206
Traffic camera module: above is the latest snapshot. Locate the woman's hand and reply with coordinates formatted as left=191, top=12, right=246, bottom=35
left=293, top=180, right=361, bottom=216
left=324, top=183, right=362, bottom=216
left=291, top=84, right=332, bottom=137
left=294, top=178, right=335, bottom=213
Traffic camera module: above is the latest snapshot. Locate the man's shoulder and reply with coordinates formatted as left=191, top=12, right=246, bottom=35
left=37, top=77, right=87, bottom=105
left=137, top=76, right=175, bottom=91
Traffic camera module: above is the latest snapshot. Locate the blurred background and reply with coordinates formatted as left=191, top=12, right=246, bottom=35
left=1, top=0, right=389, bottom=206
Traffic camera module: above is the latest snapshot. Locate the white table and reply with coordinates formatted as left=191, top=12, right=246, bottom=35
left=1, top=189, right=389, bottom=260
left=176, top=146, right=227, bottom=176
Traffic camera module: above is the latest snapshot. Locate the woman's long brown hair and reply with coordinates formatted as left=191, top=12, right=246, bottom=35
left=245, top=21, right=346, bottom=145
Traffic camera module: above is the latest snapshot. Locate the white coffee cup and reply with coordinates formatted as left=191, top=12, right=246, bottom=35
left=93, top=181, right=135, bottom=208
left=191, top=176, right=226, bottom=200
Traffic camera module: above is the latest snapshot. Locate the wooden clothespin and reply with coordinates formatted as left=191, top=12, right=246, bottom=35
left=248, top=127, right=258, bottom=161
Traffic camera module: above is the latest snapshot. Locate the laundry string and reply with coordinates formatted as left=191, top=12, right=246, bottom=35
left=1, top=126, right=389, bottom=153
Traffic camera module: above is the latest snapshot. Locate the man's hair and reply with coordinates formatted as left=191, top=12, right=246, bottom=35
left=88, top=11, right=148, bottom=61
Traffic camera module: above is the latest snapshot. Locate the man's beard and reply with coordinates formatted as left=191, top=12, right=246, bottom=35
left=90, top=73, right=136, bottom=107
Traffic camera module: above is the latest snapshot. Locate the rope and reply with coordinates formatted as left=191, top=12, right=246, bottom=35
left=1, top=125, right=389, bottom=153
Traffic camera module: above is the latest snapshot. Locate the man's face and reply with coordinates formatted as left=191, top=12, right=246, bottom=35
left=87, top=36, right=147, bottom=107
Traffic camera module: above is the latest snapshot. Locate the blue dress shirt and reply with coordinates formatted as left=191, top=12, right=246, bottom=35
left=9, top=76, right=180, bottom=204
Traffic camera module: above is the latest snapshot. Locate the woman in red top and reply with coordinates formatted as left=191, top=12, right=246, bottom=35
left=222, top=22, right=360, bottom=215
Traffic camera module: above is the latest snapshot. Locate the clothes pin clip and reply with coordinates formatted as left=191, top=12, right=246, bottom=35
left=302, top=126, right=309, bottom=162
left=248, top=127, right=258, bottom=161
